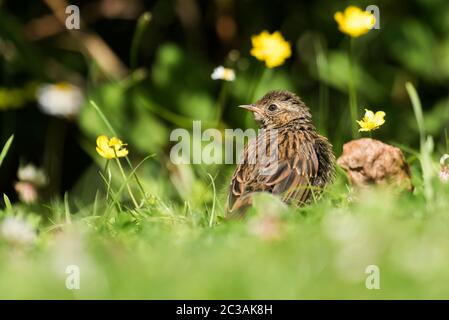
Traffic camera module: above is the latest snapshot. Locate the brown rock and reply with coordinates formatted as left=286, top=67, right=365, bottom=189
left=337, top=138, right=413, bottom=191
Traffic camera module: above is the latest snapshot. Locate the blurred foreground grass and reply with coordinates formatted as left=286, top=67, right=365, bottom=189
left=1, top=0, right=449, bottom=300
left=1, top=176, right=449, bottom=299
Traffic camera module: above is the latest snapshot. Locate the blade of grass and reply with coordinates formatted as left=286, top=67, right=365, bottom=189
left=207, top=173, right=216, bottom=227
left=90, top=100, right=118, bottom=136
left=314, top=36, right=329, bottom=135
left=214, top=81, right=228, bottom=126
left=93, top=190, right=100, bottom=216
left=445, top=128, right=448, bottom=153
left=3, top=194, right=12, bottom=211
left=405, top=82, right=434, bottom=205
left=98, top=170, right=123, bottom=214
left=406, top=82, right=425, bottom=144
left=348, top=37, right=359, bottom=139
left=106, top=154, right=154, bottom=214
left=64, top=192, right=72, bottom=224
left=0, top=134, right=14, bottom=168
left=115, top=158, right=139, bottom=209
left=130, top=12, right=152, bottom=70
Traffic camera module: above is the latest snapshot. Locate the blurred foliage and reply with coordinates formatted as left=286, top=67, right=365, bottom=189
left=1, top=185, right=449, bottom=299
left=0, top=0, right=448, bottom=199
left=0, top=0, right=448, bottom=299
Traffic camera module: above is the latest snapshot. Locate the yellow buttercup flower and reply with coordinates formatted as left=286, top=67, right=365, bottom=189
left=250, top=31, right=292, bottom=68
left=96, top=135, right=129, bottom=159
left=334, top=6, right=376, bottom=38
left=357, top=109, right=386, bottom=132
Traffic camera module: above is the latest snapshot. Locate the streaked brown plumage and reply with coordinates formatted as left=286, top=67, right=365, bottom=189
left=227, top=90, right=335, bottom=214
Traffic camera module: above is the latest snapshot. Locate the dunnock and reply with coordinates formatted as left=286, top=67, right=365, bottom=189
left=228, top=90, right=335, bottom=214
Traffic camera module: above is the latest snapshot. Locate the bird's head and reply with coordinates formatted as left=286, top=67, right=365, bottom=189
left=239, top=90, right=312, bottom=128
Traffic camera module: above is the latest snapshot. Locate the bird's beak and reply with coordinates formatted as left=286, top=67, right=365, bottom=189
left=238, top=104, right=265, bottom=116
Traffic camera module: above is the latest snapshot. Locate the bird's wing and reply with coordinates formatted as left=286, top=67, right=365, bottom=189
left=264, top=131, right=319, bottom=204
left=228, top=138, right=265, bottom=212
left=228, top=130, right=319, bottom=212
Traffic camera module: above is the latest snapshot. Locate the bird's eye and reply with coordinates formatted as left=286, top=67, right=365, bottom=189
left=268, top=104, right=278, bottom=112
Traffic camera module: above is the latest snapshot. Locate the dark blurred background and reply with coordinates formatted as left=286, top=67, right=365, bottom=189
left=1, top=0, right=448, bottom=203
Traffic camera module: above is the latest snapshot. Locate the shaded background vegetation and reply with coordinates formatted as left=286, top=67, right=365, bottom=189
left=2, top=0, right=449, bottom=300
left=0, top=0, right=448, bottom=206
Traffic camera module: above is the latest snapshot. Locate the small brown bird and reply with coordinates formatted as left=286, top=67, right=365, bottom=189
left=227, top=90, right=335, bottom=214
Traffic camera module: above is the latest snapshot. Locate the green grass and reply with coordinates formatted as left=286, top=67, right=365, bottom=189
left=1, top=174, right=449, bottom=299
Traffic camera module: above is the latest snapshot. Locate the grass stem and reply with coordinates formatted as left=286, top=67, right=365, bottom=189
left=207, top=173, right=216, bottom=227
left=215, top=81, right=228, bottom=126
left=115, top=158, right=139, bottom=210
left=405, top=82, right=434, bottom=205
left=248, top=65, right=266, bottom=102
left=315, top=40, right=329, bottom=135
left=130, top=12, right=152, bottom=70
left=0, top=134, right=13, bottom=168
left=348, top=37, right=359, bottom=139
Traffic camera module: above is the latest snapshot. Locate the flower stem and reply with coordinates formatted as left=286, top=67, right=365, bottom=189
left=314, top=37, right=329, bottom=135
left=348, top=37, right=359, bottom=139
left=215, top=81, right=228, bottom=126
left=247, top=64, right=266, bottom=102
left=130, top=12, right=152, bottom=70
left=126, top=158, right=147, bottom=199
left=43, top=118, right=67, bottom=198
left=104, top=160, right=111, bottom=200
left=445, top=128, right=449, bottom=154
left=115, top=158, right=139, bottom=209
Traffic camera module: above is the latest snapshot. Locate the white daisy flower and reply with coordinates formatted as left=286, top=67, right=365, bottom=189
left=0, top=216, right=37, bottom=246
left=17, top=163, right=47, bottom=186
left=36, top=82, right=84, bottom=117
left=211, top=66, right=236, bottom=81
left=14, top=164, right=47, bottom=204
